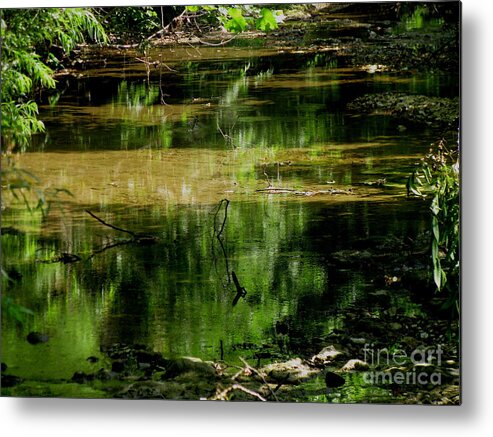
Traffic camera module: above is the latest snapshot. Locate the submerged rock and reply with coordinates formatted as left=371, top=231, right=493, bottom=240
left=26, top=332, right=49, bottom=345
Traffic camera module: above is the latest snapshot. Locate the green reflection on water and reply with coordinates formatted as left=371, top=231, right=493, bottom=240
left=1, top=43, right=453, bottom=400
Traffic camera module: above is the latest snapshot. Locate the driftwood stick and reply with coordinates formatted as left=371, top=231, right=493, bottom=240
left=239, top=357, right=278, bottom=402
left=85, top=210, right=136, bottom=237
left=198, top=36, right=237, bottom=46
left=212, top=383, right=267, bottom=402
left=256, top=187, right=296, bottom=193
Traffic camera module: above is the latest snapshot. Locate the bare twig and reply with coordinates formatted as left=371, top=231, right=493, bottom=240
left=161, top=62, right=178, bottom=72
left=135, top=57, right=159, bottom=66
left=198, top=36, right=237, bottom=46
left=85, top=210, right=136, bottom=238
left=211, top=383, right=267, bottom=402
left=239, top=357, right=278, bottom=402
left=217, top=123, right=234, bottom=143
left=147, top=9, right=187, bottom=40
left=262, top=164, right=273, bottom=188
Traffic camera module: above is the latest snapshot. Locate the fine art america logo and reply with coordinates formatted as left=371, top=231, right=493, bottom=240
left=362, top=343, right=443, bottom=386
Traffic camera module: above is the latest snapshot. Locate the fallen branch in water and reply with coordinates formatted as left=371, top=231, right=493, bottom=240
left=85, top=210, right=137, bottom=238
left=238, top=357, right=278, bottom=402
left=85, top=210, right=159, bottom=245
left=256, top=187, right=354, bottom=196
left=211, top=383, right=267, bottom=402
left=231, top=271, right=247, bottom=306
left=212, top=199, right=232, bottom=283
left=198, top=36, right=237, bottom=46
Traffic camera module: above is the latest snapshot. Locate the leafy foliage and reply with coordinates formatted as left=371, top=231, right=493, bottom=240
left=2, top=157, right=74, bottom=216
left=1, top=8, right=107, bottom=150
left=100, top=7, right=160, bottom=41
left=407, top=139, right=460, bottom=308
left=185, top=5, right=284, bottom=33
left=1, top=9, right=106, bottom=321
left=1, top=295, right=34, bottom=324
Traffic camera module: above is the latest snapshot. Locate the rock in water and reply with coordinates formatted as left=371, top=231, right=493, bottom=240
left=1, top=373, right=23, bottom=388
left=325, top=371, right=345, bottom=388
left=262, top=358, right=319, bottom=384
left=163, top=357, right=216, bottom=379
left=341, top=359, right=370, bottom=372
left=26, top=332, right=49, bottom=345
left=310, top=345, right=344, bottom=366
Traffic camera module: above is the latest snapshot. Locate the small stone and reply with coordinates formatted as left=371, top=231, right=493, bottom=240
left=71, top=371, right=94, bottom=384
left=1, top=373, right=23, bottom=387
left=390, top=323, right=402, bottom=330
left=26, top=332, right=49, bottom=345
left=341, top=359, right=370, bottom=372
left=350, top=337, right=367, bottom=344
left=444, top=368, right=460, bottom=378
left=325, top=371, right=345, bottom=388
left=420, top=332, right=429, bottom=339
left=138, top=362, right=151, bottom=370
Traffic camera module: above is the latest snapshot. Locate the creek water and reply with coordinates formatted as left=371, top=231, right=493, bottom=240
left=2, top=41, right=457, bottom=400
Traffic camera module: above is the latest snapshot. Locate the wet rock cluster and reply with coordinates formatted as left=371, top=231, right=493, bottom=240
left=69, top=344, right=221, bottom=400
left=343, top=34, right=459, bottom=73
left=347, top=92, right=459, bottom=129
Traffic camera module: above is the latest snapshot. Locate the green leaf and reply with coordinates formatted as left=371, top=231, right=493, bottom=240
left=430, top=195, right=440, bottom=215
left=433, top=259, right=442, bottom=290
left=432, top=216, right=439, bottom=242
left=225, top=7, right=248, bottom=32
left=256, top=8, right=278, bottom=32
left=432, top=239, right=439, bottom=262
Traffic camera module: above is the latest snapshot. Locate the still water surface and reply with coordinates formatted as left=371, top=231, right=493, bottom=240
left=2, top=45, right=456, bottom=397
